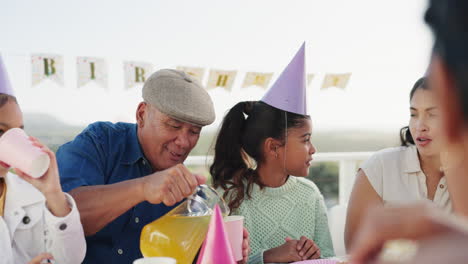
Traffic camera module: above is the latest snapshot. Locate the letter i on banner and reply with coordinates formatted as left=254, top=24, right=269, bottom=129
left=124, top=61, right=153, bottom=89
left=31, top=53, right=64, bottom=86
left=77, top=57, right=108, bottom=89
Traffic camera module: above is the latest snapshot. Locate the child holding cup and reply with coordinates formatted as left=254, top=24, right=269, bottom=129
left=211, top=44, right=334, bottom=263
left=0, top=56, right=86, bottom=264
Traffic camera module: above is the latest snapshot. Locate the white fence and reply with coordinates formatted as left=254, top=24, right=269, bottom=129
left=185, top=152, right=374, bottom=205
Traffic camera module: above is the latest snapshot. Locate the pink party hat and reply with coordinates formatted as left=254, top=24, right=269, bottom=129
left=261, top=42, right=307, bottom=115
left=0, top=55, right=14, bottom=96
left=196, top=204, right=236, bottom=264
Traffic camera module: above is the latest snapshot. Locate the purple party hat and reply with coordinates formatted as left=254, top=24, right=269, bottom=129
left=0, top=55, right=14, bottom=96
left=261, top=42, right=307, bottom=115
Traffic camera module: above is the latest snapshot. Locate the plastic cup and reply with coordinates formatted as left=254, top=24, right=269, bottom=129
left=0, top=128, right=50, bottom=178
left=224, top=215, right=244, bottom=261
left=133, top=257, right=176, bottom=264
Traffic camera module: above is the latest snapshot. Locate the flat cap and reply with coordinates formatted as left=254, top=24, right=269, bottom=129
left=142, top=69, right=215, bottom=126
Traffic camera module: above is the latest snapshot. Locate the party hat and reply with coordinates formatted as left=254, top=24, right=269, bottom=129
left=196, top=204, right=236, bottom=264
left=0, top=55, right=14, bottom=96
left=261, top=42, right=307, bottom=115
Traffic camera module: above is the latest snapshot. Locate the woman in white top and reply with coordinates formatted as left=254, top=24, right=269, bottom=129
left=0, top=58, right=86, bottom=264
left=344, top=77, right=451, bottom=250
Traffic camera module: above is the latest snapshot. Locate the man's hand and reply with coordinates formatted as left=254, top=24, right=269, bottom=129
left=142, top=164, right=206, bottom=205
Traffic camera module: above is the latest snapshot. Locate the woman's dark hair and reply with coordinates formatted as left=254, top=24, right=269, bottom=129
left=210, top=101, right=310, bottom=211
left=400, top=77, right=428, bottom=146
left=0, top=94, right=17, bottom=108
left=425, top=0, right=468, bottom=123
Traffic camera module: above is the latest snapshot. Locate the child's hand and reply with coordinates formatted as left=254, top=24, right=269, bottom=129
left=28, top=252, right=54, bottom=264
left=238, top=227, right=251, bottom=264
left=14, top=137, right=62, bottom=196
left=293, top=236, right=321, bottom=260
left=263, top=238, right=302, bottom=263
left=15, top=137, right=70, bottom=217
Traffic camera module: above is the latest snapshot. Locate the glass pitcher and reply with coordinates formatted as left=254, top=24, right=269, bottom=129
left=140, top=184, right=229, bottom=264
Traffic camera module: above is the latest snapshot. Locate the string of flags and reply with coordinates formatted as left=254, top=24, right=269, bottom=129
left=28, top=53, right=352, bottom=91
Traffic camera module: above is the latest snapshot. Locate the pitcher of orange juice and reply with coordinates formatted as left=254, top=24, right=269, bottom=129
left=140, top=184, right=229, bottom=264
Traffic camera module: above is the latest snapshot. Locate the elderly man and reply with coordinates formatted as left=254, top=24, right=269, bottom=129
left=57, top=69, right=247, bottom=263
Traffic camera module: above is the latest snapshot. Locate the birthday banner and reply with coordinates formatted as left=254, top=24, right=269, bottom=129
left=206, top=69, right=237, bottom=91
left=19, top=53, right=352, bottom=91
left=176, top=66, right=205, bottom=83
left=124, top=61, right=153, bottom=89
left=241, top=72, right=273, bottom=89
left=77, top=56, right=108, bottom=89
left=307, top=73, right=315, bottom=86
left=31, top=53, right=64, bottom=86
left=321, top=73, right=352, bottom=90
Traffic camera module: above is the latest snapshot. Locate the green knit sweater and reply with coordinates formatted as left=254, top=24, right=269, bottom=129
left=217, top=176, right=335, bottom=264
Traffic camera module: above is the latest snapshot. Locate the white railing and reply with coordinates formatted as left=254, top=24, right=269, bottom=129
left=185, top=152, right=374, bottom=205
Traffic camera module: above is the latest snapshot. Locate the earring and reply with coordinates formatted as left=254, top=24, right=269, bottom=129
left=275, top=152, right=278, bottom=158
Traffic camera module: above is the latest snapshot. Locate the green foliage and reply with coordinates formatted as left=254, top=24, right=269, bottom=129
left=307, top=162, right=339, bottom=207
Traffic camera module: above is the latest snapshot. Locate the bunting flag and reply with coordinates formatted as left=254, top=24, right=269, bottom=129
left=124, top=61, right=153, bottom=89
left=241, top=72, right=273, bottom=89
left=77, top=56, right=108, bottom=89
left=206, top=69, right=237, bottom=91
left=31, top=53, right=64, bottom=86
left=176, top=66, right=205, bottom=83
left=24, top=52, right=352, bottom=93
left=307, top=73, right=315, bottom=86
left=321, top=73, right=352, bottom=90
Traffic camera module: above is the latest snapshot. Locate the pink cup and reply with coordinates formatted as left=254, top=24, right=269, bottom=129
left=0, top=128, right=50, bottom=178
left=224, top=215, right=244, bottom=261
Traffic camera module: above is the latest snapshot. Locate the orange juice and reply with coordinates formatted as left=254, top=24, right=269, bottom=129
left=140, top=214, right=211, bottom=264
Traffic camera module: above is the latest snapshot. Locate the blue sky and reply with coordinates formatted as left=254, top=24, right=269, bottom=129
left=0, top=0, right=432, bottom=131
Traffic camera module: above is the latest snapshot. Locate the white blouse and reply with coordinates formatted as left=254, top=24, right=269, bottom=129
left=0, top=172, right=86, bottom=264
left=360, top=145, right=452, bottom=212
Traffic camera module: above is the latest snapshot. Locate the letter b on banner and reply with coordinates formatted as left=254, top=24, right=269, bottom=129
left=43, top=58, right=56, bottom=76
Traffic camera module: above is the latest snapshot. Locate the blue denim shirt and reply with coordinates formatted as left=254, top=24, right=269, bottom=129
left=57, top=122, right=177, bottom=264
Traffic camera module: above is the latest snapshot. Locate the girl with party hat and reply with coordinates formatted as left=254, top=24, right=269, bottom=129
left=211, top=43, right=334, bottom=264
left=0, top=55, right=86, bottom=264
